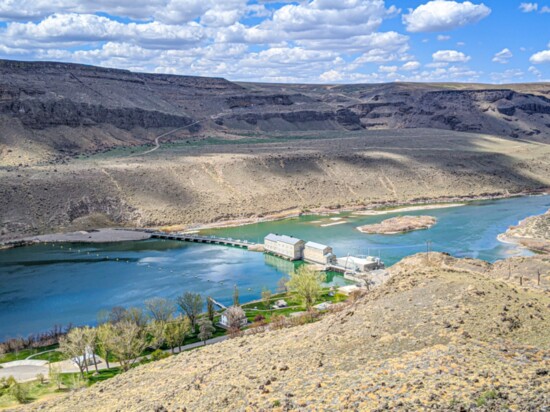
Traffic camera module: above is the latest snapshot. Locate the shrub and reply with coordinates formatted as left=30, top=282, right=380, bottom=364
left=10, top=382, right=31, bottom=404
left=253, top=314, right=266, bottom=323
left=476, top=390, right=498, bottom=406
left=349, top=289, right=367, bottom=303
left=150, top=349, right=170, bottom=362
left=269, top=314, right=287, bottom=330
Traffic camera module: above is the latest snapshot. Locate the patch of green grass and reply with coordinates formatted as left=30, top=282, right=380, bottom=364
left=0, top=344, right=59, bottom=364
left=83, top=367, right=122, bottom=385
left=476, top=390, right=498, bottom=407
left=31, top=351, right=66, bottom=363
left=0, top=379, right=69, bottom=408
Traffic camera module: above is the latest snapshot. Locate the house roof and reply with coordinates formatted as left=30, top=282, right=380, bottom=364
left=305, top=241, right=330, bottom=251
left=264, top=233, right=304, bottom=245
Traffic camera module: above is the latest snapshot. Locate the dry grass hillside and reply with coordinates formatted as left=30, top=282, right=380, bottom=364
left=22, top=253, right=550, bottom=411
left=2, top=129, right=550, bottom=240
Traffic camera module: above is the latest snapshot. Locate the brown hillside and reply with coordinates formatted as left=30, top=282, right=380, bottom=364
left=23, top=253, right=550, bottom=411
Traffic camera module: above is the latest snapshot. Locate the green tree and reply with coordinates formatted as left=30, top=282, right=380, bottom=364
left=287, top=265, right=325, bottom=310
left=277, top=276, right=289, bottom=294
left=48, top=363, right=63, bottom=390
left=82, top=326, right=100, bottom=373
left=197, top=318, right=215, bottom=345
left=233, top=285, right=240, bottom=307
left=58, top=327, right=91, bottom=376
left=261, top=287, right=272, bottom=311
left=10, top=382, right=30, bottom=404
left=145, top=297, right=176, bottom=322
left=207, top=297, right=215, bottom=322
left=176, top=292, right=203, bottom=328
left=164, top=316, right=191, bottom=353
left=96, top=323, right=114, bottom=369
left=104, top=320, right=149, bottom=372
left=147, top=319, right=167, bottom=350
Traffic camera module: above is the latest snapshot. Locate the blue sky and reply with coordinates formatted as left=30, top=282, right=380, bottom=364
left=0, top=1, right=548, bottom=83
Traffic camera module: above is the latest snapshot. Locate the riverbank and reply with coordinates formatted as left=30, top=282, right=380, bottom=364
left=0, top=229, right=151, bottom=250
left=164, top=190, right=549, bottom=234
left=497, top=208, right=550, bottom=254
left=2, top=190, right=547, bottom=250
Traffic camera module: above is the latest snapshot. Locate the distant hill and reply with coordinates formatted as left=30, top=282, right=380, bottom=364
left=1, top=59, right=550, bottom=162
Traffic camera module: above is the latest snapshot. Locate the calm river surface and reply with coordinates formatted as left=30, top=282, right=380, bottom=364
left=1, top=195, right=548, bottom=340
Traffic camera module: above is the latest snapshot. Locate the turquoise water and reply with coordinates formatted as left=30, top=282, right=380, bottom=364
left=0, top=195, right=548, bottom=340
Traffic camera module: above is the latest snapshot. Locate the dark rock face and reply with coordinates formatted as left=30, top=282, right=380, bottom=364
left=0, top=99, right=195, bottom=130
left=226, top=94, right=295, bottom=108
left=1, top=58, right=550, bottom=157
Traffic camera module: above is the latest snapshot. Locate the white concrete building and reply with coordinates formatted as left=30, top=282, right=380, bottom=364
left=303, top=241, right=334, bottom=264
left=264, top=234, right=305, bottom=260
left=336, top=256, right=383, bottom=272
left=220, top=306, right=248, bottom=329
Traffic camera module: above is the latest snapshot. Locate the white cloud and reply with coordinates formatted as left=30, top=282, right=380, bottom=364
left=528, top=65, right=542, bottom=78
left=437, top=35, right=451, bottom=41
left=519, top=3, right=538, bottom=12
left=402, top=61, right=421, bottom=70
left=432, top=49, right=470, bottom=63
left=3, top=14, right=205, bottom=49
left=492, top=48, right=512, bottom=64
left=378, top=65, right=398, bottom=72
left=541, top=5, right=550, bottom=12
left=530, top=49, right=550, bottom=64
left=403, top=0, right=491, bottom=33
left=319, top=69, right=343, bottom=82
left=490, top=69, right=524, bottom=83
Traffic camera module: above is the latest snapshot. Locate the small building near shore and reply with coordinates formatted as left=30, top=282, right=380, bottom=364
left=336, top=255, right=383, bottom=272
left=264, top=234, right=305, bottom=260
left=303, top=241, right=334, bottom=264
left=220, top=306, right=248, bottom=329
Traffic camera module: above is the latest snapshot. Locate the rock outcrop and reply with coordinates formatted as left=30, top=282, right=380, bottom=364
left=357, top=215, right=437, bottom=234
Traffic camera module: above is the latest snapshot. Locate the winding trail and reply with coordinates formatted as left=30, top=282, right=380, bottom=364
left=129, top=120, right=202, bottom=157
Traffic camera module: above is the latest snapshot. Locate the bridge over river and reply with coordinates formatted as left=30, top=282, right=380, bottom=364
left=151, top=232, right=256, bottom=249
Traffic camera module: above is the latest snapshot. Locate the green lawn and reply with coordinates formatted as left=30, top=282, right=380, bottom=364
left=0, top=344, right=60, bottom=364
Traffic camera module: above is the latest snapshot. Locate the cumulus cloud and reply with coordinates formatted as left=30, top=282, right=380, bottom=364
left=3, top=14, right=205, bottom=48
left=492, top=48, right=513, bottom=64
left=402, top=61, right=421, bottom=70
left=530, top=49, right=550, bottom=64
left=403, top=1, right=491, bottom=33
left=432, top=49, right=471, bottom=62
left=0, top=0, right=533, bottom=84
left=519, top=3, right=538, bottom=12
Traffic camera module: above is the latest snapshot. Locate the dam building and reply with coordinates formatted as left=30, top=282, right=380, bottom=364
left=303, top=241, right=335, bottom=265
left=264, top=234, right=305, bottom=261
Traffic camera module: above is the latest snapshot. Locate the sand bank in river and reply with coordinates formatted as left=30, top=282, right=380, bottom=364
left=357, top=215, right=437, bottom=234
left=353, top=203, right=464, bottom=216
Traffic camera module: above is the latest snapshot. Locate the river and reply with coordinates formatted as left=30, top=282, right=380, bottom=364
left=0, top=195, right=548, bottom=340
